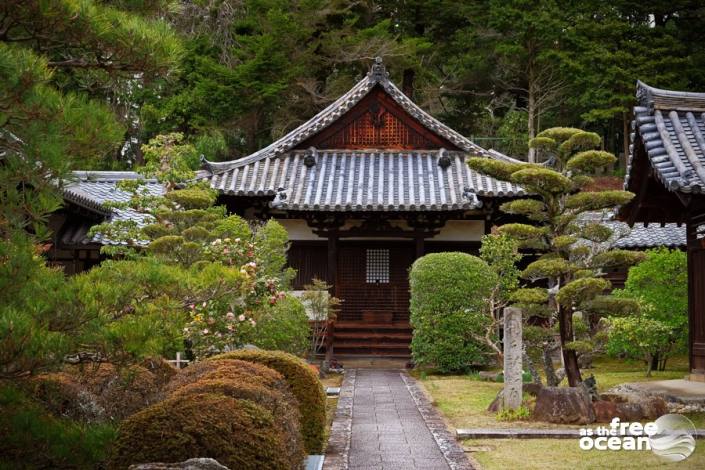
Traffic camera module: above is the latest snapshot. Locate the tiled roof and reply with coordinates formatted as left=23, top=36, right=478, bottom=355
left=202, top=58, right=524, bottom=211
left=581, top=211, right=685, bottom=249
left=62, top=171, right=164, bottom=245
left=208, top=150, right=524, bottom=212
left=626, top=81, right=705, bottom=193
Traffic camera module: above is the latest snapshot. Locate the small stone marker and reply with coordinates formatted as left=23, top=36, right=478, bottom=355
left=502, top=307, right=523, bottom=410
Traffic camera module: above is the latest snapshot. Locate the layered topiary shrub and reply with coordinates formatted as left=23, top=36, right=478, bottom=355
left=162, top=359, right=287, bottom=396
left=171, top=379, right=304, bottom=465
left=409, top=252, right=497, bottom=373
left=211, top=350, right=326, bottom=453
left=109, top=393, right=292, bottom=470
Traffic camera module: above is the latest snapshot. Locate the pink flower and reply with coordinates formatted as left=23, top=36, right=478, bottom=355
left=189, top=304, right=195, bottom=310
left=238, top=314, right=246, bottom=322
left=249, top=319, right=256, bottom=327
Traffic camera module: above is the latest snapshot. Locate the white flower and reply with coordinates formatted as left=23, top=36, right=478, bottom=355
left=226, top=312, right=235, bottom=320
left=202, top=328, right=209, bottom=335
left=238, top=314, right=246, bottom=322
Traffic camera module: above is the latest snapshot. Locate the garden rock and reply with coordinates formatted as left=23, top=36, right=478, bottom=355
left=593, top=394, right=667, bottom=422
left=533, top=386, right=595, bottom=424
left=129, top=458, right=229, bottom=470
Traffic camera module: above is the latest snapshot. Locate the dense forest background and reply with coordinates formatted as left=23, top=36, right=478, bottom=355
left=3, top=0, right=705, bottom=171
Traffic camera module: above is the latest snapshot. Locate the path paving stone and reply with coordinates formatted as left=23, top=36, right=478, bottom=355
left=324, top=369, right=475, bottom=470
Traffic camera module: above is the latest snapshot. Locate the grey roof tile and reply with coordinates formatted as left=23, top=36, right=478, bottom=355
left=626, top=81, right=705, bottom=193
left=62, top=171, right=164, bottom=245
left=208, top=150, right=525, bottom=212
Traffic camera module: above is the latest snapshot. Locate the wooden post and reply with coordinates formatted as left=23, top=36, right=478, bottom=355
left=325, top=232, right=338, bottom=365
left=414, top=231, right=425, bottom=259
left=327, top=232, right=338, bottom=288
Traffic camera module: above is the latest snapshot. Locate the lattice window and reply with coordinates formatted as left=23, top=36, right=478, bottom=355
left=366, top=249, right=390, bottom=283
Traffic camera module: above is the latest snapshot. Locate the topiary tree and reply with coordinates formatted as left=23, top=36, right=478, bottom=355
left=210, top=350, right=327, bottom=454
left=409, top=252, right=498, bottom=373
left=611, top=248, right=688, bottom=372
left=469, top=127, right=644, bottom=386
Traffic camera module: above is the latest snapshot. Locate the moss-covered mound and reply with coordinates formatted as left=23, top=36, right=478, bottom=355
left=172, top=379, right=304, bottom=465
left=109, top=393, right=292, bottom=470
left=139, top=357, right=178, bottom=387
left=211, top=350, right=326, bottom=453
left=27, top=372, right=105, bottom=423
left=68, top=363, right=159, bottom=421
left=163, top=358, right=286, bottom=396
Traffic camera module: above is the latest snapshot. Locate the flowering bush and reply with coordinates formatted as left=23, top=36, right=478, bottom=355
left=184, top=259, right=286, bottom=358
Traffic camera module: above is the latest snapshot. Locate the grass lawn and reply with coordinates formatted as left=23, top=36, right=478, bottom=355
left=417, top=356, right=705, bottom=469
left=467, top=438, right=705, bottom=470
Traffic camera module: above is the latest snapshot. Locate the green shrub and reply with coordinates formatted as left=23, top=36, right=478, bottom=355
left=109, top=393, right=292, bottom=470
left=0, top=385, right=116, bottom=469
left=246, top=295, right=310, bottom=356
left=211, top=350, right=326, bottom=453
left=171, top=379, right=304, bottom=466
left=409, top=252, right=497, bottom=373
left=163, top=359, right=286, bottom=396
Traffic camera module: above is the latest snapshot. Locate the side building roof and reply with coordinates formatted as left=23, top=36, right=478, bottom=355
left=626, top=81, right=705, bottom=194
left=61, top=171, right=164, bottom=246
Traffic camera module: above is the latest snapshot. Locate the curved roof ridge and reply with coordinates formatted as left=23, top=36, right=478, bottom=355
left=637, top=80, right=705, bottom=111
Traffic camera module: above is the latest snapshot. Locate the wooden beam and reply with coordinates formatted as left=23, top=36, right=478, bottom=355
left=327, top=232, right=338, bottom=290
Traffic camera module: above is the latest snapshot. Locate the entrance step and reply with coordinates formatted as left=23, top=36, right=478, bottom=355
left=330, top=321, right=412, bottom=357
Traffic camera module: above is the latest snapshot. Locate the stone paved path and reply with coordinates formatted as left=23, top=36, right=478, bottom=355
left=324, top=369, right=474, bottom=470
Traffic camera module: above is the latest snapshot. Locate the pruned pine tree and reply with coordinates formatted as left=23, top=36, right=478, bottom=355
left=469, top=127, right=644, bottom=386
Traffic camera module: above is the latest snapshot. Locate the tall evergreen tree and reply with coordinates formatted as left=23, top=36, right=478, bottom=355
left=469, top=127, right=644, bottom=386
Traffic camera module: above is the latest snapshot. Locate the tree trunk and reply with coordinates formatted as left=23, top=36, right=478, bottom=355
left=645, top=354, right=653, bottom=377
left=621, top=112, right=630, bottom=171
left=650, top=353, right=659, bottom=373
left=558, top=304, right=582, bottom=386
left=524, top=349, right=542, bottom=385
left=402, top=68, right=415, bottom=101
left=542, top=345, right=560, bottom=386
left=527, top=73, right=537, bottom=163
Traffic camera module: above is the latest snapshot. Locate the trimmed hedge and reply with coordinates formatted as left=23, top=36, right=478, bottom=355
left=409, top=252, right=497, bottom=373
left=211, top=350, right=327, bottom=453
left=171, top=379, right=304, bottom=466
left=27, top=372, right=105, bottom=423
left=109, top=393, right=291, bottom=470
left=163, top=359, right=286, bottom=396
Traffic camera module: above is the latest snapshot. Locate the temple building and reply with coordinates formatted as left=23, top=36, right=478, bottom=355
left=620, top=81, right=705, bottom=379
left=48, top=61, right=687, bottom=359
left=197, top=58, right=526, bottom=356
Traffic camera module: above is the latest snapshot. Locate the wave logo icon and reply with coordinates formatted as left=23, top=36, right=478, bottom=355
left=649, top=414, right=697, bottom=462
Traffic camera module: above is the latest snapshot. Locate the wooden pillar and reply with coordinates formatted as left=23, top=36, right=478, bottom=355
left=415, top=233, right=425, bottom=259
left=687, top=218, right=705, bottom=378
left=327, top=232, right=338, bottom=291
left=326, top=232, right=338, bottom=364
